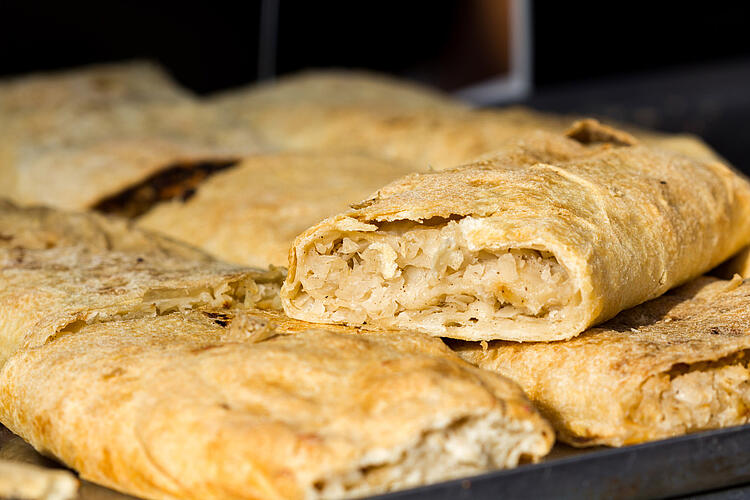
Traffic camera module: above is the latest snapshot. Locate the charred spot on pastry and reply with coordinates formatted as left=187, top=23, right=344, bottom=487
left=203, top=311, right=232, bottom=328
left=93, top=160, right=239, bottom=218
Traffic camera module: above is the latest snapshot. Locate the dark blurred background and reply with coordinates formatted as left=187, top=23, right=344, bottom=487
left=2, top=0, right=749, bottom=167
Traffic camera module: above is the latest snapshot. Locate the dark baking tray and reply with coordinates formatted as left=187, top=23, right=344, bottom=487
left=4, top=423, right=750, bottom=499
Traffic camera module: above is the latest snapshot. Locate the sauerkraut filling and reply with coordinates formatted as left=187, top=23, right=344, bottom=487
left=292, top=218, right=578, bottom=335
left=630, top=351, right=750, bottom=438
left=312, top=414, right=549, bottom=500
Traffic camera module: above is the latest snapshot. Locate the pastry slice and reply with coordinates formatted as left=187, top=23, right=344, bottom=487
left=282, top=122, right=750, bottom=341
left=453, top=275, right=750, bottom=447
left=0, top=309, right=552, bottom=500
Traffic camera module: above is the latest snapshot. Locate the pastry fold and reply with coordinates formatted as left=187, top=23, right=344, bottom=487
left=0, top=60, right=189, bottom=116
left=453, top=276, right=750, bottom=447
left=282, top=122, right=750, bottom=341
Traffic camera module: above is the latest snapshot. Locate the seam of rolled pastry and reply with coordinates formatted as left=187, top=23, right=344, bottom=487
left=283, top=214, right=595, bottom=341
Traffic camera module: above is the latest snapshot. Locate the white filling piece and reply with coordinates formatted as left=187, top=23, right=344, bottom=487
left=293, top=218, right=578, bottom=336
left=311, top=413, right=548, bottom=500
left=632, top=353, right=750, bottom=438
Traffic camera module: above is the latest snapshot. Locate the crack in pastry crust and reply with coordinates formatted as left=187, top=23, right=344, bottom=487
left=94, top=160, right=238, bottom=218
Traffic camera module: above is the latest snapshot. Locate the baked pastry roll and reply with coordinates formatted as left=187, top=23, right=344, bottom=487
left=282, top=122, right=750, bottom=341
left=453, top=275, right=750, bottom=447
left=0, top=310, right=552, bottom=500
left=137, top=153, right=417, bottom=267
left=0, top=199, right=212, bottom=260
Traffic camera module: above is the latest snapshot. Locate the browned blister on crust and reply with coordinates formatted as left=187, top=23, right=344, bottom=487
left=282, top=123, right=750, bottom=341
left=454, top=276, right=750, bottom=446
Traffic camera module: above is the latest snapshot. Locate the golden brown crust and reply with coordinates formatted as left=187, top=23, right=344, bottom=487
left=138, top=153, right=417, bottom=267
left=453, top=276, right=750, bottom=446
left=211, top=68, right=468, bottom=116
left=282, top=124, right=750, bottom=341
left=0, top=200, right=213, bottom=260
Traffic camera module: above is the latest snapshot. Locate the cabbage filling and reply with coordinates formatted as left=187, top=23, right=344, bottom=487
left=293, top=218, right=578, bottom=335
left=630, top=351, right=750, bottom=440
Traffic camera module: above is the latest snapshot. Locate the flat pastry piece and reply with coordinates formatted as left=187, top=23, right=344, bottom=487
left=137, top=153, right=418, bottom=268
left=0, top=202, right=283, bottom=365
left=453, top=276, right=750, bottom=447
left=0, top=460, right=78, bottom=500
left=281, top=121, right=750, bottom=341
left=0, top=309, right=552, bottom=500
